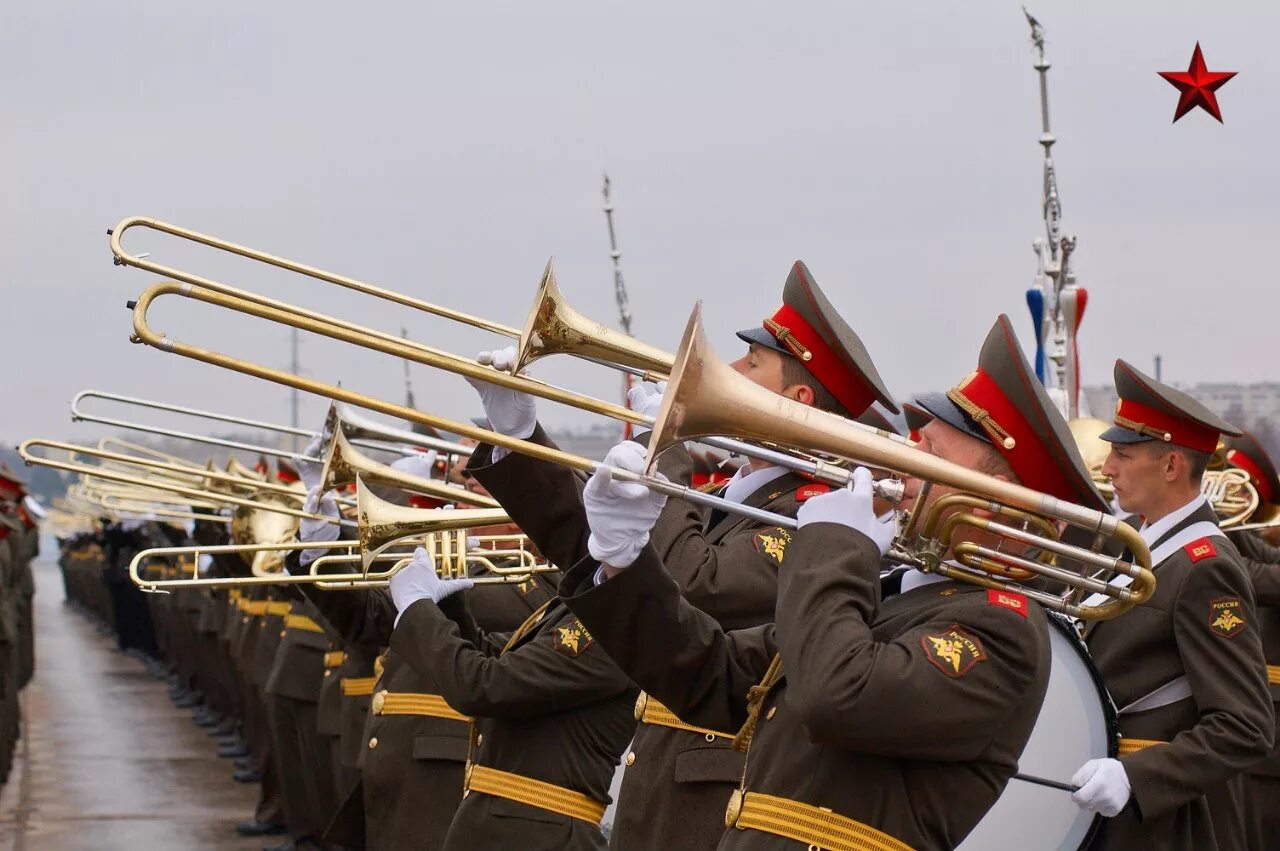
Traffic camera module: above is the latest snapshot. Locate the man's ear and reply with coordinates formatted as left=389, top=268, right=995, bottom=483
left=1161, top=450, right=1181, bottom=483
left=783, top=384, right=816, bottom=406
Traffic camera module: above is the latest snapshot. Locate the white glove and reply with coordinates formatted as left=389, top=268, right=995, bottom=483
left=584, top=441, right=668, bottom=568
left=1071, top=758, right=1131, bottom=817
left=796, top=467, right=896, bottom=556
left=293, top=437, right=325, bottom=493
left=298, top=486, right=341, bottom=568
left=390, top=450, right=438, bottom=480
left=626, top=381, right=667, bottom=435
left=390, top=546, right=475, bottom=624
left=465, top=345, right=537, bottom=439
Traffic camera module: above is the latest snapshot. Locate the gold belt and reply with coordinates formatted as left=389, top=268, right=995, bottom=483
left=372, top=690, right=469, bottom=722
left=242, top=600, right=268, bottom=616
left=283, top=614, right=324, bottom=633
left=635, top=693, right=734, bottom=742
left=1118, top=737, right=1167, bottom=756
left=465, top=764, right=605, bottom=825
left=342, top=677, right=377, bottom=697
left=265, top=601, right=292, bottom=616
left=726, top=790, right=913, bottom=851
left=324, top=651, right=346, bottom=669
left=1267, top=665, right=1280, bottom=685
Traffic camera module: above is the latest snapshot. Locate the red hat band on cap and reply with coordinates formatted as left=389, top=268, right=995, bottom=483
left=1228, top=449, right=1275, bottom=505
left=0, top=480, right=21, bottom=499
left=277, top=469, right=300, bottom=484
left=948, top=368, right=1076, bottom=501
left=764, top=304, right=874, bottom=416
left=1114, top=398, right=1219, bottom=454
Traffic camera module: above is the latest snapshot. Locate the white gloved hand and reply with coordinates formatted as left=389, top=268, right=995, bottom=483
left=796, top=467, right=896, bottom=556
left=584, top=440, right=668, bottom=568
left=293, top=437, right=325, bottom=493
left=390, top=450, right=438, bottom=480
left=626, top=381, right=667, bottom=436
left=390, top=546, right=475, bottom=624
left=298, top=486, right=342, bottom=569
left=465, top=345, right=537, bottom=439
left=1071, top=758, right=1131, bottom=817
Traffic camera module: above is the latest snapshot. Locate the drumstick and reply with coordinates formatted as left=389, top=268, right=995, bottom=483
left=1013, top=772, right=1079, bottom=793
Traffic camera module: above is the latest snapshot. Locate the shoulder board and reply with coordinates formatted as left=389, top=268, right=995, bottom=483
left=795, top=483, right=831, bottom=502
left=986, top=589, right=1028, bottom=618
left=1184, top=537, right=1217, bottom=563
left=695, top=481, right=724, bottom=493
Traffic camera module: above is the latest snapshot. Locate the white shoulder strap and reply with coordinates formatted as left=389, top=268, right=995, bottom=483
left=1080, top=520, right=1226, bottom=610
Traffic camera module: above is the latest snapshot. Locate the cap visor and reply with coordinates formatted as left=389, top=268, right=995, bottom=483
left=735, top=327, right=788, bottom=355
left=914, top=393, right=990, bottom=445
left=1099, top=425, right=1152, bottom=445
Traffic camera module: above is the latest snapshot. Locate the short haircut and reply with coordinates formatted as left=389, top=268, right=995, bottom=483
left=976, top=443, right=1020, bottom=484
left=1143, top=441, right=1211, bottom=481
left=778, top=353, right=845, bottom=415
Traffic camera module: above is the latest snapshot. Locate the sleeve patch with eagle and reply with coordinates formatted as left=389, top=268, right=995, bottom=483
left=751, top=528, right=793, bottom=566
left=552, top=618, right=594, bottom=657
left=921, top=625, right=987, bottom=678
left=1208, top=597, right=1247, bottom=638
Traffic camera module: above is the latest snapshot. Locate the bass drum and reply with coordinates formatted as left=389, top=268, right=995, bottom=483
left=957, top=613, right=1116, bottom=851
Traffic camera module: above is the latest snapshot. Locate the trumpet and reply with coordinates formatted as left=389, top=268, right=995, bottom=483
left=73, top=389, right=471, bottom=462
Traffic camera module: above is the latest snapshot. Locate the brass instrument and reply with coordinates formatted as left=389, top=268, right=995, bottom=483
left=1069, top=417, right=1114, bottom=500
left=356, top=478, right=510, bottom=571
left=320, top=430, right=497, bottom=508
left=127, top=285, right=887, bottom=539
left=111, top=216, right=904, bottom=487
left=1202, top=467, right=1259, bottom=530
left=19, top=439, right=340, bottom=525
left=127, top=273, right=1152, bottom=619
left=643, top=306, right=1154, bottom=621
left=72, top=389, right=470, bottom=462
left=109, top=217, right=666, bottom=379
left=308, top=531, right=555, bottom=590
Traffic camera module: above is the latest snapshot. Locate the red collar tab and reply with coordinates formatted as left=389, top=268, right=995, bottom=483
left=764, top=304, right=875, bottom=417
left=1227, top=449, right=1275, bottom=506
left=795, top=483, right=832, bottom=502
left=1185, top=537, right=1217, bottom=563
left=986, top=589, right=1028, bottom=618
left=1114, top=398, right=1219, bottom=454
left=949, top=368, right=1077, bottom=501
left=276, top=469, right=300, bottom=484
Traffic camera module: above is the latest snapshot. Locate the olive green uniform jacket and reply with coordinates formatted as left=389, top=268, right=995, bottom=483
left=1085, top=503, right=1273, bottom=851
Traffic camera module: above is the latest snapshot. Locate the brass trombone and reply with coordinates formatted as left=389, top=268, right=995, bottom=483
left=109, top=217, right=671, bottom=380
left=319, top=429, right=497, bottom=509
left=19, top=439, right=340, bottom=525
left=72, top=389, right=471, bottom=462
left=110, top=216, right=904, bottom=487
left=128, top=278, right=1153, bottom=619
left=308, top=531, right=555, bottom=590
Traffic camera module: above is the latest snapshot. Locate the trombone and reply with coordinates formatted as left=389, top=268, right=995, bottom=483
left=109, top=217, right=671, bottom=380
left=129, top=277, right=1154, bottom=619
left=308, top=530, right=555, bottom=590
left=19, top=439, right=340, bottom=525
left=109, top=215, right=905, bottom=487
left=73, top=389, right=472, bottom=462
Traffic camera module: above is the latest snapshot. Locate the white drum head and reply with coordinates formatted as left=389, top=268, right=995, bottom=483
left=957, top=618, right=1112, bottom=851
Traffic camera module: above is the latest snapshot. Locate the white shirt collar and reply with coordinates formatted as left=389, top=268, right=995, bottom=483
left=722, top=464, right=790, bottom=505
left=1139, top=494, right=1209, bottom=548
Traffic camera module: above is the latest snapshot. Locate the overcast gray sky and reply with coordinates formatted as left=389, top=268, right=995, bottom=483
left=2, top=1, right=1275, bottom=447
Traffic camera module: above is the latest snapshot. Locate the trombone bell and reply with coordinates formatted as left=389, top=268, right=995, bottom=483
left=356, top=477, right=509, bottom=572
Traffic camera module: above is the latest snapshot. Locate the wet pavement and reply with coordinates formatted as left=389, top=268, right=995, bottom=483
left=0, top=560, right=266, bottom=850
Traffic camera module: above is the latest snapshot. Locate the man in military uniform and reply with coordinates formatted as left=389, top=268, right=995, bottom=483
left=1221, top=431, right=1280, bottom=849
left=465, top=261, right=898, bottom=849
left=477, top=314, right=1101, bottom=849
left=1078, top=361, right=1274, bottom=850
